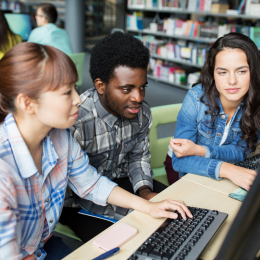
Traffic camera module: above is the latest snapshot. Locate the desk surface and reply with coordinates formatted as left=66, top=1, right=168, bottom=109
left=63, top=175, right=241, bottom=260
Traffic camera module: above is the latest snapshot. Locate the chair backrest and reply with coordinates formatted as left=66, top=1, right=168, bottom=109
left=69, top=53, right=85, bottom=87
left=149, top=104, right=182, bottom=169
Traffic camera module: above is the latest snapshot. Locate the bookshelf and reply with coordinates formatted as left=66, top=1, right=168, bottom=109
left=147, top=74, right=190, bottom=90
left=127, top=6, right=260, bottom=20
left=150, top=53, right=203, bottom=69
left=128, top=28, right=217, bottom=43
left=126, top=1, right=260, bottom=89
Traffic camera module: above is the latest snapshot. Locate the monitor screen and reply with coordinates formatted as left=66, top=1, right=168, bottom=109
left=215, top=166, right=260, bottom=260
left=4, top=13, right=32, bottom=41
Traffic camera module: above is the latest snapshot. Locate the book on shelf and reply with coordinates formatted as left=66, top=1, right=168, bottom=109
left=78, top=209, right=118, bottom=224
left=238, top=0, right=247, bottom=13
left=127, top=0, right=260, bottom=15
left=250, top=27, right=260, bottom=47
left=127, top=12, right=144, bottom=30
left=245, top=0, right=260, bottom=15
left=151, top=59, right=186, bottom=84
left=187, top=72, right=201, bottom=88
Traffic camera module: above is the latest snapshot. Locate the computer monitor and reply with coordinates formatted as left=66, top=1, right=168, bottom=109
left=215, top=167, right=260, bottom=260
left=4, top=13, right=32, bottom=41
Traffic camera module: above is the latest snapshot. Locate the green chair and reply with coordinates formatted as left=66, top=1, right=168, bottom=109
left=69, top=53, right=85, bottom=91
left=150, top=104, right=182, bottom=186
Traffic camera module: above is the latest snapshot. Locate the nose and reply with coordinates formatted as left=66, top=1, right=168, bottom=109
left=72, top=87, right=81, bottom=106
left=129, top=89, right=144, bottom=103
left=228, top=72, right=237, bottom=85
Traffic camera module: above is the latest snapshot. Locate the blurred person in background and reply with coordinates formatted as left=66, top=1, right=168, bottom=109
left=28, top=3, right=73, bottom=55
left=0, top=10, right=22, bottom=59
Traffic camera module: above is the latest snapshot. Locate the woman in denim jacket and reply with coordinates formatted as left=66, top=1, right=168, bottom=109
left=167, top=33, right=260, bottom=191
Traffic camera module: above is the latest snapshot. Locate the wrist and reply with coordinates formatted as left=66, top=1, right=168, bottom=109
left=196, top=145, right=207, bottom=157
left=219, top=162, right=230, bottom=178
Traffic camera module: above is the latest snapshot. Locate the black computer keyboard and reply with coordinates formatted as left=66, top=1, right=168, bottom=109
left=128, top=207, right=228, bottom=260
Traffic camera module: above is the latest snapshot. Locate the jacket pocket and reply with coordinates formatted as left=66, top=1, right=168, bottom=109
left=197, top=122, right=215, bottom=145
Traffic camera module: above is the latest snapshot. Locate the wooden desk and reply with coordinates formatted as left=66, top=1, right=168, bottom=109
left=182, top=173, right=239, bottom=195
left=63, top=176, right=241, bottom=260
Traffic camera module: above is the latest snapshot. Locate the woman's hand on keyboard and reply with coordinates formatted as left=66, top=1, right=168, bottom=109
left=220, top=162, right=257, bottom=191
left=170, top=138, right=207, bottom=158
left=148, top=199, right=193, bottom=220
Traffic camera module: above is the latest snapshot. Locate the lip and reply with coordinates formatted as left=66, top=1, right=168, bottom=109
left=70, top=111, right=79, bottom=118
left=127, top=106, right=140, bottom=114
left=226, top=88, right=240, bottom=94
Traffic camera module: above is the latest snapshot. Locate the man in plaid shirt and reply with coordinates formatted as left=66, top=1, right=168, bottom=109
left=59, top=32, right=167, bottom=242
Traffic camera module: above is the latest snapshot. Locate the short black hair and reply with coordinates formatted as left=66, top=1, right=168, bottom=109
left=89, top=32, right=150, bottom=84
left=39, top=3, right=57, bottom=24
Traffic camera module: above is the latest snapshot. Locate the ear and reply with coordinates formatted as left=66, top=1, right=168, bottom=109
left=16, top=94, right=36, bottom=115
left=94, top=78, right=106, bottom=95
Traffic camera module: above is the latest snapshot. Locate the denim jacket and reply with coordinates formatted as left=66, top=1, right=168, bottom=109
left=172, top=83, right=247, bottom=180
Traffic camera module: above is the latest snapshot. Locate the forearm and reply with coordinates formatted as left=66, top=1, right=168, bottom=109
left=203, top=144, right=246, bottom=162
left=172, top=153, right=222, bottom=180
left=107, top=186, right=152, bottom=215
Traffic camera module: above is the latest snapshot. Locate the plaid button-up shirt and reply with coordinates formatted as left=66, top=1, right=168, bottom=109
left=71, top=88, right=154, bottom=220
left=0, top=114, right=117, bottom=259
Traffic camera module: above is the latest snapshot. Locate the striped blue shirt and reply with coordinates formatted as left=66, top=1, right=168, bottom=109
left=0, top=114, right=117, bottom=259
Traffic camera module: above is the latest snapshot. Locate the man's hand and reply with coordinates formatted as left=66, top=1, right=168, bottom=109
left=147, top=199, right=193, bottom=220
left=220, top=162, right=257, bottom=191
left=170, top=138, right=206, bottom=158
left=139, top=188, right=157, bottom=200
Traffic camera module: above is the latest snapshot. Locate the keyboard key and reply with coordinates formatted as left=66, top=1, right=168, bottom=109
left=212, top=210, right=218, bottom=215
left=181, top=249, right=189, bottom=255
left=162, top=250, right=175, bottom=260
left=136, top=246, right=146, bottom=254
left=149, top=250, right=165, bottom=258
left=143, top=244, right=155, bottom=255
left=184, top=245, right=191, bottom=251
left=200, top=225, right=207, bottom=231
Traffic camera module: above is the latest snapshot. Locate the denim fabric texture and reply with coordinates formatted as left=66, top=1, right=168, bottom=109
left=172, top=84, right=247, bottom=180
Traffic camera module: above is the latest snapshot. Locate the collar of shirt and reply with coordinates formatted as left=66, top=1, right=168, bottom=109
left=3, top=113, right=59, bottom=179
left=215, top=97, right=244, bottom=115
left=94, top=91, right=118, bottom=128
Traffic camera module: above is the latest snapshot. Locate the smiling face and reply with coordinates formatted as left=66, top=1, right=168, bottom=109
left=34, top=84, right=81, bottom=129
left=214, top=48, right=250, bottom=108
left=96, top=66, right=147, bottom=119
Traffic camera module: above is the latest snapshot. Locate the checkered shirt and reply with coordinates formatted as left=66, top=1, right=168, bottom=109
left=0, top=114, right=117, bottom=259
left=71, top=88, right=154, bottom=220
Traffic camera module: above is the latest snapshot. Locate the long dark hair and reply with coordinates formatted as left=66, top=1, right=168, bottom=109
left=195, top=32, right=260, bottom=155
left=0, top=10, right=19, bottom=54
left=0, top=42, right=78, bottom=123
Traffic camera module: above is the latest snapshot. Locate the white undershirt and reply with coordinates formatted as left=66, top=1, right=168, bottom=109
left=219, top=121, right=231, bottom=146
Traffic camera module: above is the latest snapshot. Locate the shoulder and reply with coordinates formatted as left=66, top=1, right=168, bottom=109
left=9, top=32, right=22, bottom=43
left=188, top=83, right=205, bottom=99
left=28, top=27, right=43, bottom=41
left=140, top=101, right=152, bottom=119
left=78, top=88, right=96, bottom=115
left=0, top=123, right=11, bottom=159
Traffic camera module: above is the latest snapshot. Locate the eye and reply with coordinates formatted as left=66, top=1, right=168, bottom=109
left=122, top=88, right=130, bottom=92
left=218, top=71, right=226, bottom=75
left=141, top=85, right=148, bottom=90
left=238, top=70, right=247, bottom=74
left=64, top=90, right=72, bottom=95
